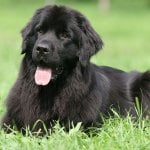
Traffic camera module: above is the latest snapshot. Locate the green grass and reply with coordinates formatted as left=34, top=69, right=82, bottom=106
left=0, top=1, right=150, bottom=149
left=0, top=117, right=150, bottom=150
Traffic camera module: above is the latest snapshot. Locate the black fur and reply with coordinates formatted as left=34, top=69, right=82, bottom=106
left=2, top=5, right=150, bottom=133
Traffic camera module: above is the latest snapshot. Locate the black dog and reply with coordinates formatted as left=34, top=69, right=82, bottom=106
left=2, top=5, right=150, bottom=133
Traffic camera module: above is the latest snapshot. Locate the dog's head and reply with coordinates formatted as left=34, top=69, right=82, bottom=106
left=21, top=5, right=103, bottom=86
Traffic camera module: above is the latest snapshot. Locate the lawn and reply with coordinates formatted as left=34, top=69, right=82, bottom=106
left=0, top=1, right=150, bottom=150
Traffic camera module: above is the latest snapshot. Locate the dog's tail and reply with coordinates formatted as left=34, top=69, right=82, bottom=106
left=130, top=71, right=150, bottom=117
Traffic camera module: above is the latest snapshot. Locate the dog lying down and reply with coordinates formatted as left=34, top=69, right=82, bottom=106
left=1, top=5, right=150, bottom=133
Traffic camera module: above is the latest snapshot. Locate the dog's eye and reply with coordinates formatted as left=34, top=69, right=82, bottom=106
left=38, top=30, right=43, bottom=34
left=38, top=29, right=43, bottom=34
left=59, top=32, right=70, bottom=40
left=36, top=27, right=43, bottom=34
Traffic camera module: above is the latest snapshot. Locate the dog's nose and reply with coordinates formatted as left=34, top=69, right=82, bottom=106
left=36, top=44, right=49, bottom=55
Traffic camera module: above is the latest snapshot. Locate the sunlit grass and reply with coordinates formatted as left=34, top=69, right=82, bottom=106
left=0, top=117, right=149, bottom=150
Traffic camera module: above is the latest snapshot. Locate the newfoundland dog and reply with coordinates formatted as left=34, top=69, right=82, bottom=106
left=2, top=5, right=150, bottom=133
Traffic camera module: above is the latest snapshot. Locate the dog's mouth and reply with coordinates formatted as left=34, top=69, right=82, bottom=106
left=34, top=65, right=63, bottom=86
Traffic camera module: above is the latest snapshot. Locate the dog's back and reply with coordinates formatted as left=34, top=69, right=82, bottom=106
left=95, top=65, right=150, bottom=117
left=129, top=71, right=150, bottom=117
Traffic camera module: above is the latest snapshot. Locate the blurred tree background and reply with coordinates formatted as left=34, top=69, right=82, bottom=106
left=1, top=0, right=150, bottom=9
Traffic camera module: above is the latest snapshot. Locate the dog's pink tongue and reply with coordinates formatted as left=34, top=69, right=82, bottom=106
left=35, top=67, right=52, bottom=86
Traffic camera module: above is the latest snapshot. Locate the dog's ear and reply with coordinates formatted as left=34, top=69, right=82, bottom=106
left=21, top=8, right=43, bottom=54
left=76, top=13, right=103, bottom=66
